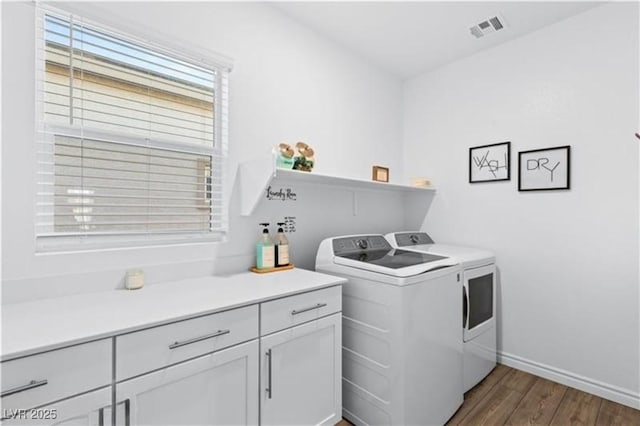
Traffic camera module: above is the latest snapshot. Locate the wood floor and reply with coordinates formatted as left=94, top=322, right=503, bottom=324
left=336, top=364, right=640, bottom=426
left=448, top=365, right=640, bottom=426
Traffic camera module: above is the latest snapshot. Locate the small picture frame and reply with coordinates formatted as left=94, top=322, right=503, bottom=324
left=469, top=142, right=511, bottom=183
left=372, top=166, right=389, bottom=182
left=518, top=145, right=571, bottom=191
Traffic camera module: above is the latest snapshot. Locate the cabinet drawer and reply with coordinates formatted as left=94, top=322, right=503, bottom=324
left=116, top=305, right=258, bottom=380
left=261, top=286, right=341, bottom=335
left=1, top=339, right=111, bottom=412
left=2, top=387, right=112, bottom=425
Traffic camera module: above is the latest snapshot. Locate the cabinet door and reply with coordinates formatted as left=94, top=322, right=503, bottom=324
left=261, top=313, right=341, bottom=426
left=115, top=340, right=258, bottom=426
left=1, top=387, right=111, bottom=426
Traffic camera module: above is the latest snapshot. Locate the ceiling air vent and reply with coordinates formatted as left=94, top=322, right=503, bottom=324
left=470, top=15, right=506, bottom=39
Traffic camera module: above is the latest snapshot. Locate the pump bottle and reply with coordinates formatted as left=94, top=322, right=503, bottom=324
left=274, top=222, right=290, bottom=267
left=256, top=223, right=275, bottom=269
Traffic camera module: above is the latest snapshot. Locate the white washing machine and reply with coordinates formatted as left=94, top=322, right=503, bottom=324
left=386, top=232, right=497, bottom=393
left=315, top=234, right=463, bottom=426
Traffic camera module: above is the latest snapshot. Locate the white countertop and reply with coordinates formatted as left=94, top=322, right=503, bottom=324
left=1, top=268, right=346, bottom=361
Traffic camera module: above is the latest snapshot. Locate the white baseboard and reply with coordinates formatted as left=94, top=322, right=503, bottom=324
left=498, top=351, right=640, bottom=410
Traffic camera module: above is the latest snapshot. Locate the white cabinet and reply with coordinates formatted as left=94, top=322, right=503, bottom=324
left=260, top=286, right=341, bottom=335
left=261, top=313, right=341, bottom=426
left=1, top=340, right=111, bottom=413
left=113, top=285, right=342, bottom=426
left=115, top=340, right=259, bottom=426
left=1, top=387, right=111, bottom=426
left=1, top=339, right=111, bottom=426
left=116, top=305, right=258, bottom=381
left=1, top=276, right=343, bottom=426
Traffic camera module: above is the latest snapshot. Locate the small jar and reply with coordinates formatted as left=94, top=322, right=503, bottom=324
left=125, top=269, right=144, bottom=290
left=275, top=143, right=295, bottom=169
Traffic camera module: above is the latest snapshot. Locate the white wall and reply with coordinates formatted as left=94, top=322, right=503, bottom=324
left=1, top=1, right=405, bottom=302
left=3, top=0, right=638, bottom=409
left=403, top=3, right=639, bottom=407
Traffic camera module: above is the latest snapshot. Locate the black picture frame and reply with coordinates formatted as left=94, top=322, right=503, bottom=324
left=469, top=141, right=511, bottom=183
left=518, top=145, right=571, bottom=191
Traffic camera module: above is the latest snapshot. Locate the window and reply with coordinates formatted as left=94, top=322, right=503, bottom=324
left=35, top=8, right=230, bottom=250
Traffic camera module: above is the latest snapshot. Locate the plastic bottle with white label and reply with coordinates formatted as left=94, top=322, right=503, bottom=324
left=256, top=223, right=275, bottom=270
left=274, top=222, right=290, bottom=267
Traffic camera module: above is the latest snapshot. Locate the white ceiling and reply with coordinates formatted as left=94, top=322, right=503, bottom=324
left=273, top=1, right=603, bottom=79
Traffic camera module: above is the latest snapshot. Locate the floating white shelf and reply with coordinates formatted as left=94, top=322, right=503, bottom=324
left=238, top=154, right=435, bottom=216
left=274, top=169, right=435, bottom=193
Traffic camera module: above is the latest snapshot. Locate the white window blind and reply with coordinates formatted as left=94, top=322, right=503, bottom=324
left=35, top=8, right=230, bottom=250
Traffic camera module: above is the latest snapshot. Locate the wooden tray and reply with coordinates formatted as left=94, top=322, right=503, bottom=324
left=250, top=264, right=295, bottom=274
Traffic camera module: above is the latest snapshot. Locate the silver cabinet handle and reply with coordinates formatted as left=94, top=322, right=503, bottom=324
left=124, top=398, right=131, bottom=426
left=1, top=379, right=48, bottom=398
left=113, top=399, right=129, bottom=426
left=265, top=349, right=273, bottom=399
left=169, top=329, right=230, bottom=350
left=291, top=303, right=327, bottom=316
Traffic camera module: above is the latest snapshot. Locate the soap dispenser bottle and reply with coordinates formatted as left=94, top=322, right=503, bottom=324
left=256, top=223, right=275, bottom=270
left=274, top=222, right=290, bottom=267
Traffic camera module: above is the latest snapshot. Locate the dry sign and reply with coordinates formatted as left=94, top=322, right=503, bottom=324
left=518, top=145, right=571, bottom=191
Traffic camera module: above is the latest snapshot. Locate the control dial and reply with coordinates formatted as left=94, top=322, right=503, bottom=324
left=356, top=239, right=368, bottom=250
left=410, top=234, right=419, bottom=244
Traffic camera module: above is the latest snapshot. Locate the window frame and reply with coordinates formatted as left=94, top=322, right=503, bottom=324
left=34, top=6, right=231, bottom=252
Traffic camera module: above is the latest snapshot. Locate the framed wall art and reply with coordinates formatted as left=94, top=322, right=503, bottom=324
left=372, top=166, right=389, bottom=182
left=518, top=145, right=571, bottom=191
left=469, top=141, right=511, bottom=183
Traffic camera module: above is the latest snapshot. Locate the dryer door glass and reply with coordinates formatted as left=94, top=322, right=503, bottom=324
left=468, top=272, right=493, bottom=330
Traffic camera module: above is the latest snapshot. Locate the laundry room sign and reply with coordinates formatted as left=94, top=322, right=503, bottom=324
left=265, top=186, right=297, bottom=201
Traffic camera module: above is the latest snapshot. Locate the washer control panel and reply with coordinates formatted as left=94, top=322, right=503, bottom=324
left=394, top=232, right=434, bottom=247
left=332, top=235, right=390, bottom=255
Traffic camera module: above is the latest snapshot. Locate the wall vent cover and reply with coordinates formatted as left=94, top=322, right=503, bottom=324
left=470, top=15, right=506, bottom=38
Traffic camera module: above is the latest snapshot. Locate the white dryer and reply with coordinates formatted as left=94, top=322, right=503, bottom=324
left=386, top=232, right=497, bottom=393
left=316, top=234, right=463, bottom=426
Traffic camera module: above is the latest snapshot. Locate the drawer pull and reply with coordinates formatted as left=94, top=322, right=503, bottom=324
left=1, top=379, right=48, bottom=398
left=291, top=303, right=327, bottom=316
left=265, top=349, right=273, bottom=399
left=168, top=329, right=231, bottom=350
